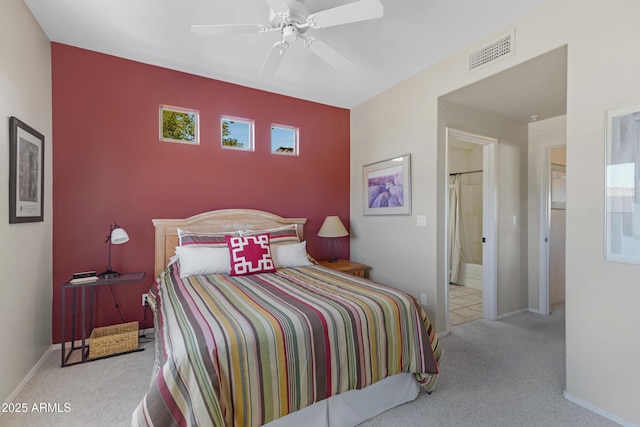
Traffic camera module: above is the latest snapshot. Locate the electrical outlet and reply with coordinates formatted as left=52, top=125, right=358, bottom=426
left=420, top=293, right=427, bottom=306
left=142, top=293, right=149, bottom=307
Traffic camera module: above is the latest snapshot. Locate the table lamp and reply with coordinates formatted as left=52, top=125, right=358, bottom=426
left=98, top=222, right=129, bottom=278
left=317, top=216, right=349, bottom=262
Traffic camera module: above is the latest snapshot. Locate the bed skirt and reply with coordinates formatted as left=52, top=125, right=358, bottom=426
left=265, top=372, right=419, bottom=427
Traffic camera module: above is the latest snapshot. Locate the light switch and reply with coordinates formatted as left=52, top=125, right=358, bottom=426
left=417, top=215, right=427, bottom=227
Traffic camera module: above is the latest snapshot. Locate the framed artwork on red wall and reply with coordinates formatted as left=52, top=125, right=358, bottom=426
left=9, top=116, right=45, bottom=224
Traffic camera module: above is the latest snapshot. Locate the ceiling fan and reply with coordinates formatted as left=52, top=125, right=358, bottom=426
left=191, top=0, right=384, bottom=78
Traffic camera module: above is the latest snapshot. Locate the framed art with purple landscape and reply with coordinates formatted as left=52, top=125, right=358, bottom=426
left=363, top=154, right=411, bottom=215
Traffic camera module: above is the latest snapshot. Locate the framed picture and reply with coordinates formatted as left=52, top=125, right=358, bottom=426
left=159, top=105, right=199, bottom=144
left=221, top=116, right=254, bottom=151
left=363, top=154, right=411, bottom=215
left=605, top=102, right=640, bottom=264
left=9, top=117, right=45, bottom=223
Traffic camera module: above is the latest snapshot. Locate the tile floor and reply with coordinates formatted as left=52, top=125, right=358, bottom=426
left=449, top=283, right=483, bottom=326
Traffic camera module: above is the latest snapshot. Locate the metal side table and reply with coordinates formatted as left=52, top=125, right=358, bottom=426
left=61, top=272, right=145, bottom=367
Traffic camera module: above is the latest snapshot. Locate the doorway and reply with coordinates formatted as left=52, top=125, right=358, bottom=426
left=446, top=128, right=497, bottom=328
left=540, top=145, right=566, bottom=314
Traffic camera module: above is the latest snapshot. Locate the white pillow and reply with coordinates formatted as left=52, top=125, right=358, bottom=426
left=168, top=253, right=179, bottom=266
left=272, top=241, right=312, bottom=268
left=175, top=246, right=231, bottom=277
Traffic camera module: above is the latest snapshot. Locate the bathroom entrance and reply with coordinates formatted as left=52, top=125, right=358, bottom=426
left=446, top=128, right=497, bottom=326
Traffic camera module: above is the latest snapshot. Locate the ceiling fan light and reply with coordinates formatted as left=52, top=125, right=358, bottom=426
left=282, top=25, right=297, bottom=43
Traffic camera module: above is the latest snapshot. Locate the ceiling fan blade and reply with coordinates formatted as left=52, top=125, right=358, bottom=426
left=305, top=38, right=354, bottom=73
left=191, top=24, right=267, bottom=36
left=264, top=0, right=289, bottom=14
left=307, top=0, right=383, bottom=29
left=260, top=41, right=288, bottom=78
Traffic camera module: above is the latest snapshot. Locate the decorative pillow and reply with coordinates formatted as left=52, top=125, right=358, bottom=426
left=272, top=241, right=313, bottom=268
left=240, top=225, right=300, bottom=246
left=226, top=233, right=276, bottom=276
left=178, top=228, right=234, bottom=247
left=175, top=246, right=231, bottom=277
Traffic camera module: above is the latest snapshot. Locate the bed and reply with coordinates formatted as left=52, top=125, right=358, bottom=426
left=132, top=209, right=441, bottom=427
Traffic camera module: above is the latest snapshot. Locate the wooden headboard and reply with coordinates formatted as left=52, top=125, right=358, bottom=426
left=152, top=209, right=307, bottom=276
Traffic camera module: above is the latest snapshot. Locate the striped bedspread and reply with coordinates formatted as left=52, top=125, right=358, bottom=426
left=133, top=264, right=441, bottom=427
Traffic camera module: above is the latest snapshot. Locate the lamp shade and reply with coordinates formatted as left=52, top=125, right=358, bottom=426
left=111, top=227, right=129, bottom=245
left=317, top=216, right=349, bottom=238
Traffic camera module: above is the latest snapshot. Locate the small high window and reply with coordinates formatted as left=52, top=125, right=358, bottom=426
left=160, top=105, right=199, bottom=144
left=221, top=116, right=254, bottom=151
left=271, top=125, right=299, bottom=155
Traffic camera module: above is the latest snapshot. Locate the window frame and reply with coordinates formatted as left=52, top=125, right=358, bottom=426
left=159, top=105, right=199, bottom=145
left=221, top=116, right=255, bottom=151
left=271, top=124, right=299, bottom=156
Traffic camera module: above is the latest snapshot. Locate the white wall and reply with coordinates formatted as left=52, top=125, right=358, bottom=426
left=351, top=0, right=640, bottom=424
left=0, top=0, right=52, bottom=404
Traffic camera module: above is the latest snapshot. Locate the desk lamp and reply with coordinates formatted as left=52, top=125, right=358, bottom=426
left=98, top=222, right=129, bottom=279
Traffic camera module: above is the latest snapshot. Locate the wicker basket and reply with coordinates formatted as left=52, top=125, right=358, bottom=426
left=89, top=321, right=138, bottom=359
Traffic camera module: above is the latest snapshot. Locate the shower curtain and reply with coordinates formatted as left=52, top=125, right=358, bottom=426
left=449, top=174, right=467, bottom=284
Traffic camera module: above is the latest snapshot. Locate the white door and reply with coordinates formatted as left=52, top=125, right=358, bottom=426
left=540, top=146, right=566, bottom=314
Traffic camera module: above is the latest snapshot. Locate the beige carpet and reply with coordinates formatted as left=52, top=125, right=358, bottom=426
left=0, top=340, right=155, bottom=427
left=0, top=309, right=618, bottom=427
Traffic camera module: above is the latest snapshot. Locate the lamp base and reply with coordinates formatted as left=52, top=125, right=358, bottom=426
left=98, top=270, right=120, bottom=279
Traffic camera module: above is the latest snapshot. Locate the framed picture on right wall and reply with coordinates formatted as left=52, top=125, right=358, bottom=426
left=363, top=154, right=411, bottom=216
left=605, top=101, right=640, bottom=264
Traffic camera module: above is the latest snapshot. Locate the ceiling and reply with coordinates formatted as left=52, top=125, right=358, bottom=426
left=24, top=0, right=549, bottom=109
left=443, top=46, right=567, bottom=123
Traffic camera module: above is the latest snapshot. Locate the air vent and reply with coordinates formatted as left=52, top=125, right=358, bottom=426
left=469, top=30, right=515, bottom=72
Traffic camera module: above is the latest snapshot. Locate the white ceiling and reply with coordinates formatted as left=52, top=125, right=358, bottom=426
left=24, top=0, right=550, bottom=109
left=443, top=45, right=567, bottom=123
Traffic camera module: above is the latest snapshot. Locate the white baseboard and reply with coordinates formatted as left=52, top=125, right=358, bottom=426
left=436, top=329, right=451, bottom=338
left=2, top=347, right=53, bottom=409
left=563, top=391, right=639, bottom=427
left=496, top=308, right=528, bottom=320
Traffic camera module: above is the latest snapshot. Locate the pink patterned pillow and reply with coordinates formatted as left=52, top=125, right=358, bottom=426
left=226, top=233, right=276, bottom=276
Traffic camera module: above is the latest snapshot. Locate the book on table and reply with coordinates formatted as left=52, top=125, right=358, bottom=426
left=72, top=270, right=97, bottom=279
left=70, top=275, right=98, bottom=284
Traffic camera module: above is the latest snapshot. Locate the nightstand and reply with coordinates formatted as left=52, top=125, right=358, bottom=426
left=60, top=272, right=146, bottom=367
left=318, top=259, right=368, bottom=278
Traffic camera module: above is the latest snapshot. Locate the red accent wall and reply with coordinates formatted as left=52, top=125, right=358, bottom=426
left=51, top=43, right=350, bottom=343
